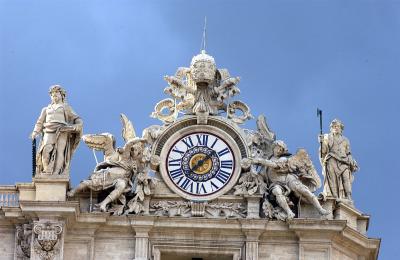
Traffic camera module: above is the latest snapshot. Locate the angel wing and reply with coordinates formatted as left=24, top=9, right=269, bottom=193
left=289, top=149, right=321, bottom=192
left=256, top=115, right=276, bottom=142
left=82, top=133, right=116, bottom=155
left=120, top=113, right=136, bottom=143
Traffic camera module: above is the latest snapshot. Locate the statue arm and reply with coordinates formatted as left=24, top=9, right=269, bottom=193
left=71, top=117, right=83, bottom=132
left=65, top=105, right=83, bottom=132
left=345, top=138, right=359, bottom=171
left=318, top=134, right=329, bottom=161
left=252, top=158, right=278, bottom=168
left=31, top=107, right=46, bottom=138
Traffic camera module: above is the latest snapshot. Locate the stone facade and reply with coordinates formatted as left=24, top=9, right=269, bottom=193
left=0, top=50, right=380, bottom=259
left=0, top=182, right=380, bottom=260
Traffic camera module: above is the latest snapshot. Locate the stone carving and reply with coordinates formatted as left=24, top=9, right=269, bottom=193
left=150, top=200, right=246, bottom=218
left=30, top=85, right=83, bottom=175
left=33, top=222, right=63, bottom=260
left=233, top=169, right=266, bottom=196
left=67, top=114, right=156, bottom=214
left=150, top=98, right=177, bottom=124
left=234, top=115, right=275, bottom=196
left=52, top=51, right=360, bottom=224
left=253, top=141, right=329, bottom=220
left=150, top=201, right=191, bottom=217
left=319, top=119, right=358, bottom=202
left=15, top=223, right=32, bottom=259
left=227, top=101, right=253, bottom=124
left=206, top=202, right=247, bottom=218
left=152, top=50, right=251, bottom=124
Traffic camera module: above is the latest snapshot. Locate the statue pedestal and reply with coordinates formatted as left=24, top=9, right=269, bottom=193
left=298, top=197, right=335, bottom=219
left=16, top=182, right=35, bottom=201
left=33, top=175, right=69, bottom=202
left=245, top=195, right=262, bottom=219
left=334, top=201, right=370, bottom=235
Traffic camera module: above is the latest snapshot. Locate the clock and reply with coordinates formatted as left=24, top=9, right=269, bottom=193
left=155, top=118, right=246, bottom=201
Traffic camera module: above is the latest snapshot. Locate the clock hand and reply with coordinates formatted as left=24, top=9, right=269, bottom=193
left=191, top=152, right=214, bottom=172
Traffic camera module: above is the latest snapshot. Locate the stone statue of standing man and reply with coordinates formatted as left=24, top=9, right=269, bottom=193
left=30, top=85, right=83, bottom=175
left=319, top=119, right=358, bottom=202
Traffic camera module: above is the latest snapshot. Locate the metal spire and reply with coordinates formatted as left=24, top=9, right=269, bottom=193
left=200, top=16, right=207, bottom=53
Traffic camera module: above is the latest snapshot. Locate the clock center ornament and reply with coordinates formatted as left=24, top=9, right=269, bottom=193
left=67, top=50, right=334, bottom=220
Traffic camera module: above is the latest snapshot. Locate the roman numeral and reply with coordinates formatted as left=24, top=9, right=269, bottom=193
left=215, top=169, right=231, bottom=184
left=180, top=178, right=192, bottom=190
left=217, top=147, right=230, bottom=157
left=196, top=183, right=207, bottom=194
left=172, top=147, right=185, bottom=155
left=210, top=181, right=220, bottom=191
left=170, top=168, right=183, bottom=179
left=181, top=136, right=194, bottom=148
left=221, top=160, right=233, bottom=169
left=196, top=134, right=209, bottom=146
left=210, top=138, right=218, bottom=148
left=168, top=158, right=181, bottom=167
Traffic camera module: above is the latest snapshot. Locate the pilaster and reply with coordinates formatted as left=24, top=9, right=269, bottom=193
left=240, top=219, right=266, bottom=260
left=130, top=218, right=154, bottom=260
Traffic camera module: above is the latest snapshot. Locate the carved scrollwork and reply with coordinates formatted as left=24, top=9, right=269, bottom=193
left=16, top=223, right=32, bottom=259
left=227, top=101, right=253, bottom=124
left=33, top=221, right=63, bottom=260
left=150, top=98, right=178, bottom=124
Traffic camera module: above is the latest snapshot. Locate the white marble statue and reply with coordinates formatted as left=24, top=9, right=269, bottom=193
left=319, top=119, right=358, bottom=201
left=67, top=114, right=153, bottom=214
left=30, top=85, right=83, bottom=175
left=234, top=115, right=275, bottom=196
left=253, top=141, right=329, bottom=220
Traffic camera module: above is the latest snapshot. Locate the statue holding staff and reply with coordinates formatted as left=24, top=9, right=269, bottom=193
left=319, top=119, right=358, bottom=201
left=30, top=85, right=83, bottom=175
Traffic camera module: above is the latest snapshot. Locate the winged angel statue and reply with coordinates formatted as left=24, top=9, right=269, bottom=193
left=234, top=115, right=329, bottom=220
left=67, top=114, right=156, bottom=215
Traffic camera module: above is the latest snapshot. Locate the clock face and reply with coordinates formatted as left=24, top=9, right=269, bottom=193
left=165, top=131, right=236, bottom=200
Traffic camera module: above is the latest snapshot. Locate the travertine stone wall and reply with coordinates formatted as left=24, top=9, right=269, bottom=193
left=0, top=224, right=15, bottom=260
left=259, top=241, right=298, bottom=259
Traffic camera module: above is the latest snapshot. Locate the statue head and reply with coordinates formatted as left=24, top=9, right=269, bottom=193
left=272, top=140, right=288, bottom=157
left=190, top=50, right=216, bottom=85
left=330, top=118, right=344, bottom=135
left=49, top=85, right=66, bottom=103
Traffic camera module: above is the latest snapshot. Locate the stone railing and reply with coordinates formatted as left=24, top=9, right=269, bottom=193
left=0, top=185, right=19, bottom=207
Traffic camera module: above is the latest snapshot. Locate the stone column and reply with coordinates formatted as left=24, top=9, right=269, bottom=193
left=133, top=227, right=151, bottom=260
left=130, top=218, right=154, bottom=260
left=240, top=220, right=266, bottom=260
left=245, top=239, right=258, bottom=260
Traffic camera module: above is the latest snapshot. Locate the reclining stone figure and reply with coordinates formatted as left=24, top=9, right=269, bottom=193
left=252, top=140, right=330, bottom=220
left=67, top=114, right=148, bottom=213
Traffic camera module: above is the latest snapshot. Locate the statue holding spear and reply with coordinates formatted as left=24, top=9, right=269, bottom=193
left=318, top=113, right=358, bottom=203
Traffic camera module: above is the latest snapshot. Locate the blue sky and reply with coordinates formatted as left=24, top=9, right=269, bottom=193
left=1, top=0, right=399, bottom=258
